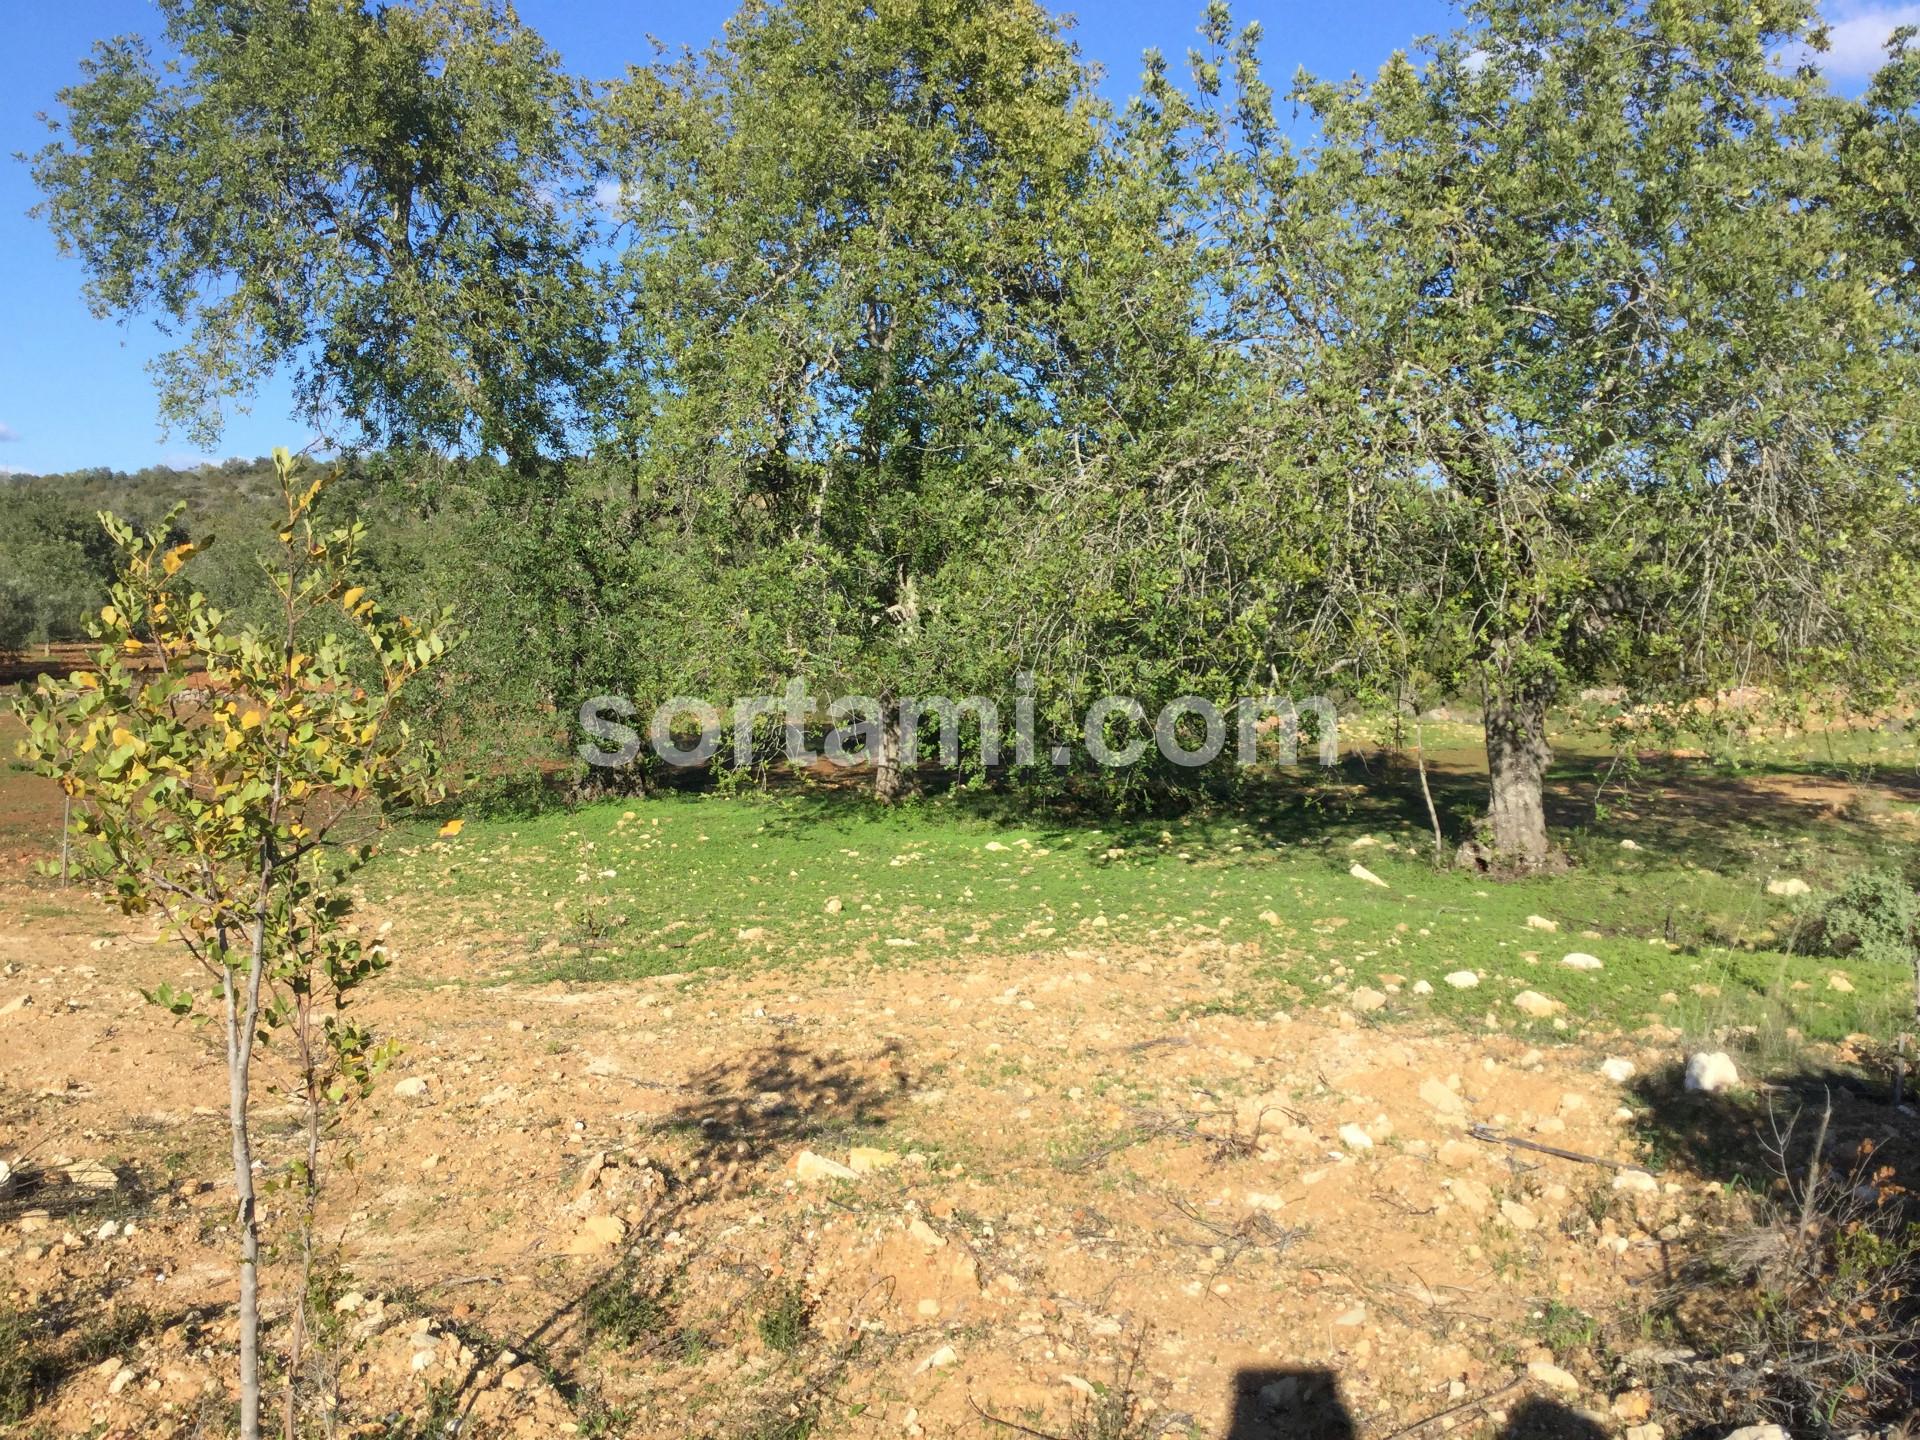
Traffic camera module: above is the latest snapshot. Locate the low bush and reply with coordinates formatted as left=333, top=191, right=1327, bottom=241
left=1794, top=870, right=1919, bottom=968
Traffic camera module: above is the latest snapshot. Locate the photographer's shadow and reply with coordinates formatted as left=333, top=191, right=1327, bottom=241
left=1225, top=1373, right=1607, bottom=1440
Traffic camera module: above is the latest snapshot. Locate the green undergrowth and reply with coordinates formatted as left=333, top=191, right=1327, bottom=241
left=364, top=733, right=1918, bottom=1047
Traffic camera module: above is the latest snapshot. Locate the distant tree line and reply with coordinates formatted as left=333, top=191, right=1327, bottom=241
left=21, top=0, right=1920, bottom=863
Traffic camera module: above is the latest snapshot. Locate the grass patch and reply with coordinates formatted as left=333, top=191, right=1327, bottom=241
left=367, top=737, right=1916, bottom=1045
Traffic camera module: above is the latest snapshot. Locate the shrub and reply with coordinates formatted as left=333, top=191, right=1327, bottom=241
left=1795, top=870, right=1919, bottom=968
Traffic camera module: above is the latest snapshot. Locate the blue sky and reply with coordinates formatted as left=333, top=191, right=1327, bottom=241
left=1, top=0, right=1911, bottom=476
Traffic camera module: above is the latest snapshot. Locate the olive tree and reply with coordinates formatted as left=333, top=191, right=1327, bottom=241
left=1279, top=0, right=1920, bottom=864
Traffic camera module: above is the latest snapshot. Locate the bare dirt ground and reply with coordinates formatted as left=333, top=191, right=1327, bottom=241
left=2, top=856, right=1739, bottom=1440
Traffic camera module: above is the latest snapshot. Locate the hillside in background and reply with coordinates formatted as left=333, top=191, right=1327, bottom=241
left=0, top=456, right=288, bottom=650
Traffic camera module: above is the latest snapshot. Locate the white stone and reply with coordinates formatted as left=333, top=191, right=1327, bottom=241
left=1411, top=979, right=1434, bottom=995
left=914, top=1345, right=957, bottom=1374
left=1337, top=1124, right=1374, bottom=1152
left=1827, top=973, right=1854, bottom=994
left=1684, top=1052, right=1740, bottom=1094
left=1613, top=1169, right=1659, bottom=1194
left=1526, top=1359, right=1578, bottom=1393
left=1723, top=1428, right=1790, bottom=1440
left=1766, top=878, right=1811, bottom=898
left=1561, top=952, right=1603, bottom=971
left=392, top=1077, right=431, bottom=1100
left=1444, top=970, right=1479, bottom=990
left=1619, top=839, right=1642, bottom=851
left=793, top=1150, right=859, bottom=1183
left=1349, top=863, right=1389, bottom=888
left=1512, top=990, right=1560, bottom=1018
left=1348, top=987, right=1386, bottom=1013
left=1600, top=1057, right=1636, bottom=1084
left=1525, top=915, right=1560, bottom=932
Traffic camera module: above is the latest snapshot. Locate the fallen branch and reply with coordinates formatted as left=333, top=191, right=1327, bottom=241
left=1468, top=1124, right=1657, bottom=1174
left=1373, top=1377, right=1525, bottom=1440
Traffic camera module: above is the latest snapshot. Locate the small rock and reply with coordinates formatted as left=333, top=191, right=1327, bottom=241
left=1766, top=878, right=1811, bottom=898
left=1337, top=1124, right=1374, bottom=1152
left=824, top=897, right=844, bottom=915
left=0, top=995, right=31, bottom=1017
left=565, top=1215, right=627, bottom=1255
left=108, top=1366, right=138, bottom=1396
left=1526, top=1359, right=1578, bottom=1393
left=1419, top=1078, right=1465, bottom=1116
left=1348, top=987, right=1387, bottom=1014
left=1612, top=1391, right=1652, bottom=1422
left=570, top=1151, right=607, bottom=1202
left=500, top=1361, right=541, bottom=1393
left=1411, top=979, right=1434, bottom=996
left=1333, top=1305, right=1367, bottom=1326
left=1723, top=1428, right=1790, bottom=1440
left=914, top=1345, right=957, bottom=1375
left=1684, top=1052, right=1740, bottom=1094
left=392, top=1077, right=431, bottom=1100
left=1600, top=1057, right=1636, bottom=1084
left=1827, top=973, right=1854, bottom=994
left=793, top=1150, right=859, bottom=1183
left=1500, top=1199, right=1539, bottom=1231
left=1613, top=1169, right=1659, bottom=1194
left=1561, top=952, right=1603, bottom=971
left=1512, top=990, right=1560, bottom=1018
left=1625, top=1428, right=1663, bottom=1440
left=1525, top=915, right=1560, bottom=933
left=906, top=1218, right=946, bottom=1249
left=64, top=1161, right=118, bottom=1189
left=847, top=1146, right=897, bottom=1174
left=1619, top=839, right=1642, bottom=851
left=1444, top=970, right=1479, bottom=990
left=1349, top=863, right=1389, bottom=888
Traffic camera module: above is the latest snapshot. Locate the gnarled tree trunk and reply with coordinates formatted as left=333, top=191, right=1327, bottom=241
left=873, top=702, right=908, bottom=803
left=1484, top=690, right=1553, bottom=866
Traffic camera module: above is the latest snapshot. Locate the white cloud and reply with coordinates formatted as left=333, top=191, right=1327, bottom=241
left=0, top=421, right=19, bottom=443
left=1807, top=1, right=1920, bottom=79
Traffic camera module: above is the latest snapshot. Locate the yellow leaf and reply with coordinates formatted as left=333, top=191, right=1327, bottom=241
left=112, top=726, right=136, bottom=749
left=122, top=638, right=143, bottom=653
left=342, top=587, right=366, bottom=610
left=241, top=710, right=262, bottom=730
left=161, top=543, right=197, bottom=575
left=438, top=819, right=465, bottom=838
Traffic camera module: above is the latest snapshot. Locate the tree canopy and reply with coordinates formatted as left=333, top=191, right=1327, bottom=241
left=26, top=0, right=1920, bottom=856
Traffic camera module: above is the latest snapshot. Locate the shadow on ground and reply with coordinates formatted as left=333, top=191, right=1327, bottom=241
left=662, top=1038, right=909, bottom=1187
left=1626, top=1057, right=1916, bottom=1187
left=1223, top=1372, right=1610, bottom=1440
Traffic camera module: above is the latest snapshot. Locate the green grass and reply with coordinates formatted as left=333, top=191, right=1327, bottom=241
left=364, top=727, right=1918, bottom=1046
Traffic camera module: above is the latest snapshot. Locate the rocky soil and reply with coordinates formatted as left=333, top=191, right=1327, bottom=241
left=0, top=872, right=1864, bottom=1439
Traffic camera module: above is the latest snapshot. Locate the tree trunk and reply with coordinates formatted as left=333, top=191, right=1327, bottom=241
left=873, top=702, right=908, bottom=803
left=224, top=954, right=264, bottom=1440
left=1484, top=691, right=1553, bottom=866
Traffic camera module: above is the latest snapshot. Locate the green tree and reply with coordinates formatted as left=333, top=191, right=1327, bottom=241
left=12, top=452, right=452, bottom=1439
left=30, top=0, right=601, bottom=460
left=1277, top=0, right=1920, bottom=864
left=593, top=0, right=1103, bottom=798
